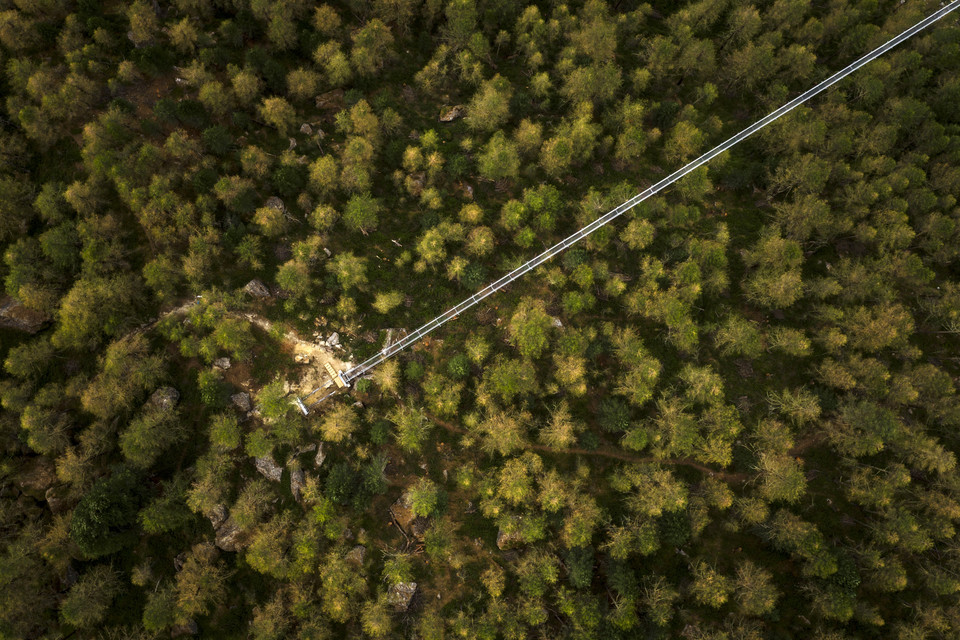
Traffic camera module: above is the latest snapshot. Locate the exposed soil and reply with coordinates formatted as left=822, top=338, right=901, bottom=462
left=153, top=298, right=352, bottom=399
left=240, top=312, right=353, bottom=397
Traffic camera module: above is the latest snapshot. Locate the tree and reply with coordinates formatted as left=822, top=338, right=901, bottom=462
left=70, top=467, right=147, bottom=558
left=139, top=474, right=195, bottom=534
left=328, top=252, right=368, bottom=291
left=318, top=551, right=367, bottom=623
left=60, top=565, right=119, bottom=628
left=507, top=297, right=553, bottom=359
left=372, top=291, right=404, bottom=314
left=81, top=334, right=165, bottom=420
left=406, top=478, right=442, bottom=517
left=757, top=452, right=807, bottom=503
left=734, top=560, right=779, bottom=615
left=388, top=404, right=432, bottom=453
left=142, top=582, right=179, bottom=632
left=120, top=403, right=185, bottom=469
left=361, top=595, right=393, bottom=637
left=127, top=0, right=159, bottom=47
left=343, top=192, right=381, bottom=234
left=690, top=560, right=733, bottom=608
left=287, top=67, right=320, bottom=102
left=466, top=75, right=513, bottom=132
left=53, top=274, right=144, bottom=350
left=259, top=97, right=296, bottom=136
left=176, top=542, right=228, bottom=620
left=478, top=132, right=520, bottom=181
left=309, top=155, right=339, bottom=195
left=714, top=314, right=763, bottom=358
left=351, top=19, right=395, bottom=76
left=612, top=329, right=662, bottom=408
left=540, top=402, right=582, bottom=448
left=319, top=403, right=359, bottom=443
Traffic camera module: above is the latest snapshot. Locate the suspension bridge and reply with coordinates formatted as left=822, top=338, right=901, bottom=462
left=296, top=0, right=960, bottom=415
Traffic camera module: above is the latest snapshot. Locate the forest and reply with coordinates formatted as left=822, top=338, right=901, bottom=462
left=1, top=0, right=960, bottom=638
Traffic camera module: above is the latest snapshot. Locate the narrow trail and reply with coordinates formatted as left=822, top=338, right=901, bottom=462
left=424, top=412, right=751, bottom=484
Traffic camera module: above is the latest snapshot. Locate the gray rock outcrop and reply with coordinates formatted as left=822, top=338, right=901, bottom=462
left=231, top=392, right=252, bottom=412
left=255, top=456, right=283, bottom=483
left=0, top=297, right=48, bottom=333
left=290, top=468, right=306, bottom=503
left=439, top=105, right=464, bottom=122
left=244, top=279, right=271, bottom=298
left=387, top=582, right=418, bottom=611
left=150, top=386, right=180, bottom=411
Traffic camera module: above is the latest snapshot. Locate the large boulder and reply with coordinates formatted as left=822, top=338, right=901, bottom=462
left=290, top=468, right=306, bottom=503
left=439, top=105, right=465, bottom=122
left=314, top=443, right=326, bottom=468
left=244, top=279, right=271, bottom=298
left=207, top=504, right=228, bottom=530
left=213, top=357, right=231, bottom=370
left=150, top=387, right=180, bottom=412
left=346, top=544, right=366, bottom=566
left=255, top=456, right=283, bottom=483
left=231, top=392, right=252, bottom=412
left=389, top=496, right=429, bottom=539
left=265, top=196, right=285, bottom=213
left=16, top=457, right=57, bottom=500
left=388, top=582, right=418, bottom=611
left=171, top=620, right=199, bottom=637
left=0, top=296, right=49, bottom=333
left=496, top=516, right=526, bottom=550
left=214, top=517, right=246, bottom=552
left=45, top=485, right=71, bottom=515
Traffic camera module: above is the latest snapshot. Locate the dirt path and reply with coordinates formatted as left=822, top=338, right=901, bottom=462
left=424, top=411, right=751, bottom=484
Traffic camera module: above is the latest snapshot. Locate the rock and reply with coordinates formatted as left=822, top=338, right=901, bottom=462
left=314, top=443, right=326, bottom=468
left=207, top=504, right=228, bottom=530
left=17, top=457, right=57, bottom=499
left=170, top=619, right=199, bottom=637
left=551, top=317, right=563, bottom=328
left=353, top=401, right=364, bottom=409
left=287, top=137, right=297, bottom=150
left=215, top=517, right=246, bottom=552
left=213, top=357, right=231, bottom=370
left=496, top=517, right=526, bottom=550
left=390, top=496, right=429, bottom=539
left=315, top=88, right=345, bottom=110
left=265, top=196, right=285, bottom=212
left=390, top=496, right=416, bottom=534
left=735, top=359, right=755, bottom=379
left=173, top=552, right=187, bottom=572
left=410, top=517, right=429, bottom=539
left=387, top=582, right=418, bottom=612
left=0, top=296, right=49, bottom=333
left=323, top=247, right=332, bottom=257
left=346, top=544, right=366, bottom=566
left=255, top=456, right=284, bottom=483
left=63, top=565, right=80, bottom=589
left=231, top=392, right=252, bottom=412
left=402, top=84, right=416, bottom=103
left=290, top=468, right=306, bottom=503
left=327, top=332, right=340, bottom=347
left=439, top=105, right=465, bottom=122
left=150, top=386, right=180, bottom=412
left=244, top=279, right=272, bottom=298
left=299, top=122, right=313, bottom=135
left=45, top=485, right=70, bottom=514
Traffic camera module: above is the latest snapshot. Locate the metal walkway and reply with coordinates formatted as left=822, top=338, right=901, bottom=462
left=299, top=0, right=960, bottom=411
